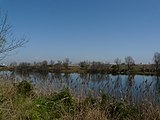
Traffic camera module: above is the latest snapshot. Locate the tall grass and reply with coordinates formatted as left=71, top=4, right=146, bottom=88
left=0, top=78, right=159, bottom=120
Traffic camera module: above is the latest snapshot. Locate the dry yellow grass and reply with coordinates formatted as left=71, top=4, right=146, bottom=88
left=0, top=78, right=159, bottom=119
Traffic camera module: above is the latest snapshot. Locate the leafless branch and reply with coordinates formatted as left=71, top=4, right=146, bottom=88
left=0, top=13, right=27, bottom=60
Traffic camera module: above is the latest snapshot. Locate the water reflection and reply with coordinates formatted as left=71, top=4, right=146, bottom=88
left=1, top=71, right=159, bottom=105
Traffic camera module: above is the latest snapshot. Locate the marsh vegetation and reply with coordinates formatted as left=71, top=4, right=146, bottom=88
left=0, top=75, right=160, bottom=120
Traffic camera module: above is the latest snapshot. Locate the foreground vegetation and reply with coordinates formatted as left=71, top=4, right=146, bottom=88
left=0, top=79, right=159, bottom=120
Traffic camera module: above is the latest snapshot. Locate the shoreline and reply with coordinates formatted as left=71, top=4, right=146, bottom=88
left=0, top=66, right=159, bottom=76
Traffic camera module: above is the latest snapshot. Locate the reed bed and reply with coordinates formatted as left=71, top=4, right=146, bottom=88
left=0, top=75, right=159, bottom=120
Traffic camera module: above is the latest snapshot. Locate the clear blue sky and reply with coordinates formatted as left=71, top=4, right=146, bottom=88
left=0, top=0, right=160, bottom=64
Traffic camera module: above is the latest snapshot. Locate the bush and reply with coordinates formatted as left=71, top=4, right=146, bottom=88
left=17, top=80, right=32, bottom=95
left=31, top=89, right=76, bottom=119
left=84, top=96, right=98, bottom=107
left=50, top=89, right=76, bottom=114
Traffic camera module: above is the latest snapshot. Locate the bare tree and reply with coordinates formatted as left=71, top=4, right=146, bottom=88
left=41, top=60, right=48, bottom=66
left=125, top=56, right=134, bottom=70
left=79, top=61, right=90, bottom=69
left=153, top=52, right=160, bottom=73
left=63, top=58, right=71, bottom=69
left=50, top=60, right=54, bottom=66
left=114, top=57, right=121, bottom=71
left=0, top=13, right=27, bottom=60
left=53, top=60, right=62, bottom=72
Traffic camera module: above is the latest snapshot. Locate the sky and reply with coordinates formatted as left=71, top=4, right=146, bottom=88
left=0, top=0, right=160, bottom=64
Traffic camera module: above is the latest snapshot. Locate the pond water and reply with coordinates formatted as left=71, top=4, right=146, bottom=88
left=1, top=71, right=160, bottom=105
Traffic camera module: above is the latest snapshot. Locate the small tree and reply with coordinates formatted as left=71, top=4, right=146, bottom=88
left=53, top=60, right=62, bottom=72
left=79, top=61, right=90, bottom=69
left=63, top=58, right=71, bottom=70
left=114, top=58, right=121, bottom=71
left=0, top=13, right=27, bottom=60
left=50, top=60, right=54, bottom=66
left=41, top=60, right=48, bottom=66
left=125, top=56, right=134, bottom=70
left=153, top=52, right=160, bottom=73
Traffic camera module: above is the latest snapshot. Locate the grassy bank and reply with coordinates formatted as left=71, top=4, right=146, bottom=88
left=0, top=79, right=159, bottom=120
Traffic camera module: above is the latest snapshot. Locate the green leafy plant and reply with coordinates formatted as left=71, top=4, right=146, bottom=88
left=17, top=80, right=32, bottom=95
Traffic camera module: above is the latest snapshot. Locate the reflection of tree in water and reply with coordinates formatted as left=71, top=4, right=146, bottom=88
left=15, top=70, right=30, bottom=78
left=63, top=73, right=71, bottom=87
left=127, top=75, right=135, bottom=87
left=76, top=73, right=106, bottom=95
left=79, top=73, right=92, bottom=96
left=154, top=76, right=160, bottom=93
left=27, top=72, right=49, bottom=87
left=124, top=75, right=135, bottom=103
left=11, top=71, right=31, bottom=83
left=113, top=75, right=122, bottom=100
left=15, top=70, right=49, bottom=83
left=79, top=73, right=89, bottom=81
left=52, top=73, right=62, bottom=80
left=114, top=75, right=122, bottom=89
left=89, top=74, right=107, bottom=95
left=88, top=73, right=106, bottom=82
left=79, top=73, right=90, bottom=87
left=32, top=72, right=48, bottom=81
left=95, top=74, right=111, bottom=95
left=153, top=76, right=160, bottom=103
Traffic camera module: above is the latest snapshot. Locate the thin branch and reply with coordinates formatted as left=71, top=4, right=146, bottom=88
left=0, top=13, right=28, bottom=60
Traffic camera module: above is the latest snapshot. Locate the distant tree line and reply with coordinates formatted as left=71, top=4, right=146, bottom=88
left=14, top=58, right=72, bottom=74
left=9, top=52, right=160, bottom=75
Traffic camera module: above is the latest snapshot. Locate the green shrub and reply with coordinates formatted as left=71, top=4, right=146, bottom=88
left=100, top=93, right=111, bottom=107
left=31, top=89, right=76, bottom=119
left=17, top=80, right=32, bottom=95
left=83, top=95, right=98, bottom=108
left=107, top=101, right=139, bottom=120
